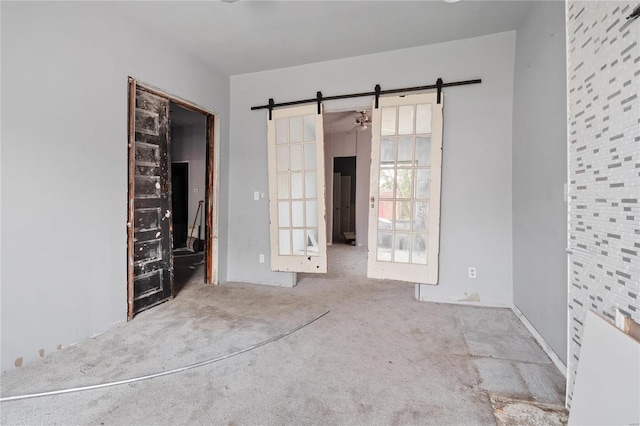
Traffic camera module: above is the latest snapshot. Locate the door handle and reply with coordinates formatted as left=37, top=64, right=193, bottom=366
left=370, top=196, right=375, bottom=208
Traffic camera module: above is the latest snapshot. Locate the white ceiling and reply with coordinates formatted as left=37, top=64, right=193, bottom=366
left=104, top=1, right=534, bottom=76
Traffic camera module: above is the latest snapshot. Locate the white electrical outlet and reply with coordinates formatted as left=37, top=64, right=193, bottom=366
left=253, top=191, right=260, bottom=201
left=468, top=267, right=477, bottom=279
left=259, top=254, right=265, bottom=263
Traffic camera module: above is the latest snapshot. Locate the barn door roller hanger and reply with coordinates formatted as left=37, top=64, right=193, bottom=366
left=251, top=77, right=482, bottom=120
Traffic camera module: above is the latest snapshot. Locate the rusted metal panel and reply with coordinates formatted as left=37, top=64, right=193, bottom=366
left=132, top=291, right=167, bottom=315
left=135, top=109, right=160, bottom=136
left=134, top=175, right=161, bottom=199
left=135, top=164, right=160, bottom=177
left=129, top=85, right=173, bottom=317
left=134, top=207, right=161, bottom=233
left=133, top=239, right=162, bottom=264
left=135, top=141, right=161, bottom=167
left=133, top=270, right=163, bottom=300
left=136, top=91, right=164, bottom=113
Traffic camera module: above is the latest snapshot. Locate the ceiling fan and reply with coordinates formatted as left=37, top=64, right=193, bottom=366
left=326, top=110, right=373, bottom=134
left=354, top=110, right=372, bottom=131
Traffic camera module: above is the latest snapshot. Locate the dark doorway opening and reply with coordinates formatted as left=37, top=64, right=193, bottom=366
left=169, top=102, right=206, bottom=296
left=333, top=156, right=357, bottom=244
left=171, top=162, right=189, bottom=249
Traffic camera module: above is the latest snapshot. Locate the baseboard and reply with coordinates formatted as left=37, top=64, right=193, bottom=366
left=414, top=284, right=511, bottom=309
left=511, top=305, right=567, bottom=379
left=222, top=278, right=296, bottom=288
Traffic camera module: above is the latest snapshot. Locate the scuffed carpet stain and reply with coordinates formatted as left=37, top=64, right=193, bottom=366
left=491, top=395, right=568, bottom=426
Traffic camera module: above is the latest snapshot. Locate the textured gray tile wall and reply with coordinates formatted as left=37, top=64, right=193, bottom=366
left=566, top=1, right=640, bottom=403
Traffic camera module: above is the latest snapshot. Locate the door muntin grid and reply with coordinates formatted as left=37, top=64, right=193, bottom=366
left=275, top=113, right=320, bottom=257
left=376, top=104, right=432, bottom=265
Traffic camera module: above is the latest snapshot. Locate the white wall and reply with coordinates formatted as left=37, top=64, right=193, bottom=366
left=512, top=1, right=568, bottom=365
left=171, top=123, right=207, bottom=238
left=0, top=2, right=230, bottom=371
left=230, top=32, right=516, bottom=305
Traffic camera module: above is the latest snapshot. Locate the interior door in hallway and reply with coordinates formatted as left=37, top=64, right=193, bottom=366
left=367, top=93, right=443, bottom=284
left=171, top=162, right=189, bottom=249
left=267, top=104, right=327, bottom=273
left=128, top=84, right=174, bottom=318
left=340, top=175, right=352, bottom=234
left=332, top=172, right=341, bottom=241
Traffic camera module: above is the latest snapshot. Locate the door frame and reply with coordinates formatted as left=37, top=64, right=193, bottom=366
left=333, top=156, right=357, bottom=241
left=127, top=77, right=221, bottom=320
left=323, top=101, right=372, bottom=249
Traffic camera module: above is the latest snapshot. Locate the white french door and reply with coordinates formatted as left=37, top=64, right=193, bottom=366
left=267, top=104, right=327, bottom=273
left=367, top=93, right=443, bottom=284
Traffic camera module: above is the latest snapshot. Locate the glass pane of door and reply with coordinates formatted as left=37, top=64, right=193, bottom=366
left=367, top=95, right=443, bottom=284
left=268, top=104, right=327, bottom=273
